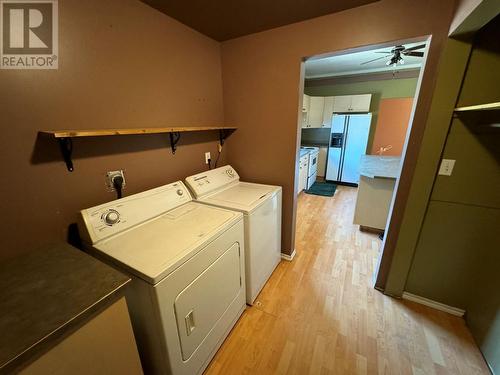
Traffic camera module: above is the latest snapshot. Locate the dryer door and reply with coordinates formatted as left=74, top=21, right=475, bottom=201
left=174, top=242, right=242, bottom=360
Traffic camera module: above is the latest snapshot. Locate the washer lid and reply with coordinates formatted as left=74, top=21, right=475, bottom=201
left=199, top=182, right=281, bottom=213
left=93, top=202, right=242, bottom=284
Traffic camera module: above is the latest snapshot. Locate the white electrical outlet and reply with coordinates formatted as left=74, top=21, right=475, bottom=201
left=438, top=159, right=456, bottom=176
left=106, top=170, right=126, bottom=191
left=205, top=152, right=211, bottom=164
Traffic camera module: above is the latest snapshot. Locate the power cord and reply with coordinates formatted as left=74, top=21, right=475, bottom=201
left=214, top=142, right=223, bottom=168
left=112, top=175, right=124, bottom=199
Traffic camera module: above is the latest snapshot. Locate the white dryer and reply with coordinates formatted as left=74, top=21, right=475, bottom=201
left=185, top=165, right=282, bottom=305
left=78, top=181, right=246, bottom=375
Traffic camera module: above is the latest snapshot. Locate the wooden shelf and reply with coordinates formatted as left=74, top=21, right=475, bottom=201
left=39, top=126, right=237, bottom=172
left=40, top=126, right=237, bottom=138
left=454, top=102, right=500, bottom=112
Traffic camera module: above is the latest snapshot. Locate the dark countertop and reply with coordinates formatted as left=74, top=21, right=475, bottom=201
left=0, top=243, right=130, bottom=373
left=359, top=155, right=401, bottom=179
left=301, top=142, right=329, bottom=148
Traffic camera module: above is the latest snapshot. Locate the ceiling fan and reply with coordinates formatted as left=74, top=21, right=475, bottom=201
left=360, top=44, right=426, bottom=66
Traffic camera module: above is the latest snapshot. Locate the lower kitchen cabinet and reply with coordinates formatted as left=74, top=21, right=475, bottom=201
left=317, top=147, right=328, bottom=177
left=20, top=297, right=143, bottom=375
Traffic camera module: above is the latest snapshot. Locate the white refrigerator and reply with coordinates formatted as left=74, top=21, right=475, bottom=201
left=326, top=114, right=371, bottom=185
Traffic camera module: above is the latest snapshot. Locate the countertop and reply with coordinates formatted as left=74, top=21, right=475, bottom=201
left=0, top=243, right=130, bottom=373
left=300, top=149, right=310, bottom=158
left=301, top=142, right=329, bottom=148
left=359, top=155, right=401, bottom=179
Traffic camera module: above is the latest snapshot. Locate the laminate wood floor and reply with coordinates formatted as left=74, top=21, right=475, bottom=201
left=205, top=186, right=490, bottom=375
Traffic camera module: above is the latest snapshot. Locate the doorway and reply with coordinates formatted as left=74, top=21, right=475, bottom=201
left=295, top=37, right=430, bottom=287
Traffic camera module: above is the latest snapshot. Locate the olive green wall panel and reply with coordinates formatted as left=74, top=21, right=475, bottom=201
left=406, top=201, right=499, bottom=308
left=431, top=117, right=500, bottom=208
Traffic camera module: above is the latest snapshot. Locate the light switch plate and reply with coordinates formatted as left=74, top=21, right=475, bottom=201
left=438, top=159, right=456, bottom=176
left=205, top=152, right=211, bottom=164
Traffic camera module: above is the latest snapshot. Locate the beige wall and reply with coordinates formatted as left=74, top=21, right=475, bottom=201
left=220, top=0, right=456, bottom=255
left=0, top=0, right=225, bottom=260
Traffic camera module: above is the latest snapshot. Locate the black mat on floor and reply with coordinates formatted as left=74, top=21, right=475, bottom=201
left=305, top=182, right=337, bottom=197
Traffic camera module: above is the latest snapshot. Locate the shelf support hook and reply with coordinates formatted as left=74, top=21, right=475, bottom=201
left=169, top=132, right=181, bottom=154
left=219, top=129, right=227, bottom=147
left=58, top=137, right=74, bottom=172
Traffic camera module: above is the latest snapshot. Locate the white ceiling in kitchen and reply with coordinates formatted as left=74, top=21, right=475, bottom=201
left=305, top=41, right=427, bottom=79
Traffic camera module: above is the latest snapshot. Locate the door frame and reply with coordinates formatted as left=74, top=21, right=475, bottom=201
left=294, top=35, right=433, bottom=293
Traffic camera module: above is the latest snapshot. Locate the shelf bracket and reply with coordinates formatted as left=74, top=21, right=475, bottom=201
left=169, top=132, right=181, bottom=154
left=219, top=129, right=227, bottom=146
left=58, top=137, right=74, bottom=172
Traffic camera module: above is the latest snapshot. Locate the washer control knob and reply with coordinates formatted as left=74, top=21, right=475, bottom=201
left=176, top=189, right=184, bottom=196
left=102, top=209, right=120, bottom=225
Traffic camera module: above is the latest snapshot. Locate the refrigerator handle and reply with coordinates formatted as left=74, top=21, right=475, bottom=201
left=339, top=117, right=349, bottom=181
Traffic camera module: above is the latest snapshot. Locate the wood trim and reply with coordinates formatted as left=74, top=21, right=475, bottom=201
left=402, top=292, right=465, bottom=317
left=359, top=225, right=384, bottom=235
left=305, top=69, right=420, bottom=87
left=40, top=126, right=237, bottom=138
left=454, top=101, right=500, bottom=111
left=281, top=249, right=296, bottom=261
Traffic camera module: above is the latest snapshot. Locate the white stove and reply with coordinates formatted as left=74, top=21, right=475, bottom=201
left=301, top=146, right=320, bottom=189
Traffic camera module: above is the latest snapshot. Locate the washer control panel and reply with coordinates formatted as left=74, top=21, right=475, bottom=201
left=80, top=181, right=192, bottom=244
left=102, top=209, right=120, bottom=226
left=185, top=165, right=240, bottom=198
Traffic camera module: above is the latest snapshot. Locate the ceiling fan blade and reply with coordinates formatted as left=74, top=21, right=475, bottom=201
left=404, top=44, right=426, bottom=52
left=360, top=55, right=389, bottom=65
left=404, top=51, right=424, bottom=57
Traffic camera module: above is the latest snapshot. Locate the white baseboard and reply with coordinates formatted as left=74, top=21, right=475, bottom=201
left=402, top=292, right=465, bottom=317
left=281, top=249, right=296, bottom=261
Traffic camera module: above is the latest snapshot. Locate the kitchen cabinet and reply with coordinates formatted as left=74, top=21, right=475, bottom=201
left=298, top=154, right=309, bottom=193
left=307, top=96, right=325, bottom=128
left=317, top=147, right=328, bottom=177
left=333, top=94, right=371, bottom=113
left=322, top=97, right=334, bottom=128
left=301, top=95, right=310, bottom=128
left=302, top=96, right=334, bottom=128
left=302, top=94, right=310, bottom=112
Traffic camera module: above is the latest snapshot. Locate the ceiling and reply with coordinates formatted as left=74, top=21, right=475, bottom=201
left=141, top=0, right=380, bottom=41
left=305, top=41, right=427, bottom=79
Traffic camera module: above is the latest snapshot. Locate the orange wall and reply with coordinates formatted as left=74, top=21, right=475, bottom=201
left=221, top=0, right=456, bottom=255
left=0, top=0, right=224, bottom=260
left=371, top=98, right=414, bottom=156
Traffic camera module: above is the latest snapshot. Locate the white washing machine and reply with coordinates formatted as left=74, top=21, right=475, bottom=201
left=78, top=181, right=246, bottom=375
left=185, top=165, right=282, bottom=305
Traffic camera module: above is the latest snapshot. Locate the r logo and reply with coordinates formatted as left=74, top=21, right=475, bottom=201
left=1, top=0, right=58, bottom=69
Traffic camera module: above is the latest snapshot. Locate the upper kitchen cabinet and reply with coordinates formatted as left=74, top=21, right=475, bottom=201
left=333, top=94, right=372, bottom=113
left=303, top=96, right=334, bottom=128
left=307, top=96, right=325, bottom=127
left=302, top=94, right=310, bottom=112
left=322, top=96, right=334, bottom=128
